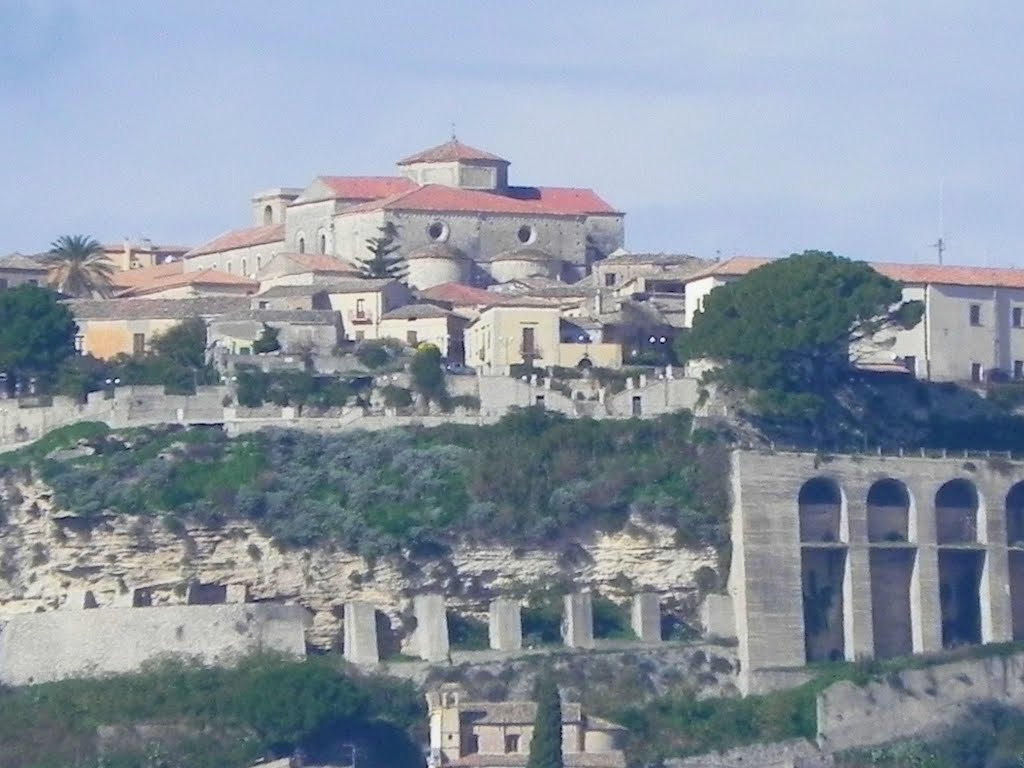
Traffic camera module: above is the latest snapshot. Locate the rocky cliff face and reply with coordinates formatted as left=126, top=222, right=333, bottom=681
left=0, top=479, right=718, bottom=650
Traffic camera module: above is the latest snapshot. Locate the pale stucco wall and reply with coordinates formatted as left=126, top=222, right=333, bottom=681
left=466, top=307, right=562, bottom=371
left=78, top=317, right=185, bottom=359
left=184, top=240, right=283, bottom=278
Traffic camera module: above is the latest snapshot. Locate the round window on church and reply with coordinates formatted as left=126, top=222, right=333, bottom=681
left=517, top=224, right=537, bottom=245
left=427, top=221, right=450, bottom=243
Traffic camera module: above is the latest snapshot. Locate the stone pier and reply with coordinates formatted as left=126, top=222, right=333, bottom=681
left=413, top=594, right=450, bottom=662
left=562, top=592, right=594, bottom=649
left=343, top=601, right=380, bottom=665
left=631, top=593, right=661, bottom=642
left=488, top=598, right=523, bottom=652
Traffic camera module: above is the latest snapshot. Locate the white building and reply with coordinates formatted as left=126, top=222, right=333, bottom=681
left=683, top=257, right=1024, bottom=383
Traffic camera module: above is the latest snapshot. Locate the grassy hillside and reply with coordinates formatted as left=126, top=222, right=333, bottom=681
left=0, top=409, right=729, bottom=558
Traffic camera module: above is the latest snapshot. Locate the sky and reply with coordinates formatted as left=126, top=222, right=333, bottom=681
left=2, top=1, right=1023, bottom=267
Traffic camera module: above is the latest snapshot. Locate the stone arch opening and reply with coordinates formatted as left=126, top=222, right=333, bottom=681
left=867, top=478, right=911, bottom=543
left=798, top=477, right=844, bottom=543
left=938, top=550, right=984, bottom=648
left=298, top=237, right=306, bottom=254
left=935, top=479, right=979, bottom=544
left=801, top=548, right=847, bottom=663
left=319, top=232, right=327, bottom=253
left=1005, top=482, right=1024, bottom=639
left=263, top=204, right=273, bottom=225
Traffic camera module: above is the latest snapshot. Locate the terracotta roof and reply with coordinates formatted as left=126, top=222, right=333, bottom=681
left=117, top=268, right=258, bottom=297
left=256, top=278, right=394, bottom=297
left=688, top=256, right=1024, bottom=290
left=110, top=261, right=184, bottom=289
left=276, top=253, right=362, bottom=274
left=340, top=184, right=618, bottom=217
left=185, top=224, right=284, bottom=257
left=66, top=296, right=251, bottom=321
left=873, top=262, right=1024, bottom=289
left=317, top=176, right=417, bottom=201
left=419, top=282, right=509, bottom=307
left=600, top=251, right=703, bottom=267
left=397, top=139, right=508, bottom=166
left=406, top=244, right=468, bottom=262
left=381, top=303, right=454, bottom=320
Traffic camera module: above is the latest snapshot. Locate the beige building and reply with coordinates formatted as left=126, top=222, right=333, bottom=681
left=378, top=304, right=468, bottom=360
left=466, top=304, right=622, bottom=371
left=183, top=138, right=623, bottom=290
left=0, top=253, right=47, bottom=289
left=427, top=685, right=626, bottom=768
left=111, top=262, right=257, bottom=299
left=683, top=257, right=1024, bottom=383
left=254, top=252, right=362, bottom=289
left=67, top=296, right=251, bottom=359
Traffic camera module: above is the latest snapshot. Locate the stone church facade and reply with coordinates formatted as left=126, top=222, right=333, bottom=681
left=184, top=139, right=624, bottom=289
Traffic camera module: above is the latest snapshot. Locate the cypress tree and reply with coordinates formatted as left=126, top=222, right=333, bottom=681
left=527, top=675, right=563, bottom=768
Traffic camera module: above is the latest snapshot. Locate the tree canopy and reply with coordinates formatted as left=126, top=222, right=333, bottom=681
left=527, top=676, right=564, bottom=768
left=677, top=250, right=922, bottom=442
left=0, top=284, right=78, bottom=388
left=44, top=234, right=116, bottom=298
left=359, top=222, right=406, bottom=279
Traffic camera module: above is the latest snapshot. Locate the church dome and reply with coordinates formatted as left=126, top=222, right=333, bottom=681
left=406, top=243, right=468, bottom=262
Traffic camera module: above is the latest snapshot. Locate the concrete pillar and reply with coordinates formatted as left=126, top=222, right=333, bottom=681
left=562, top=592, right=594, bottom=649
left=62, top=589, right=97, bottom=609
left=488, top=598, right=522, bottom=651
left=912, top=547, right=944, bottom=653
left=631, top=593, right=661, bottom=642
left=626, top=378, right=635, bottom=390
left=413, top=594, right=450, bottom=662
left=665, top=365, right=674, bottom=380
left=529, top=374, right=538, bottom=387
left=639, top=374, right=648, bottom=388
left=226, top=584, right=249, bottom=604
left=844, top=547, right=874, bottom=660
left=344, top=601, right=380, bottom=665
left=700, top=594, right=736, bottom=640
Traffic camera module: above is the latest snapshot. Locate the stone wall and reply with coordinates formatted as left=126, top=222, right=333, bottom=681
left=666, top=739, right=830, bottom=768
left=816, top=651, right=1024, bottom=752
left=0, top=603, right=307, bottom=685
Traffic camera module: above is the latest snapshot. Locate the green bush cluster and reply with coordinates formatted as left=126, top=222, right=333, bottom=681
left=0, top=654, right=423, bottom=768
left=235, top=368, right=356, bottom=411
left=21, top=409, right=729, bottom=558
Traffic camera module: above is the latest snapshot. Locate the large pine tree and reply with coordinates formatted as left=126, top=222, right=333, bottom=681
left=358, top=222, right=406, bottom=279
left=527, top=676, right=563, bottom=768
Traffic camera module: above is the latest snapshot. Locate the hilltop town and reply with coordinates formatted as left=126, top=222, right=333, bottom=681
left=5, top=139, right=1024, bottom=768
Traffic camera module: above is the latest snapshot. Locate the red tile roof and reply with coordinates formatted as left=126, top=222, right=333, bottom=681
left=186, top=224, right=284, bottom=257
left=341, top=184, right=617, bottom=217
left=317, top=176, right=417, bottom=200
left=419, top=282, right=509, bottom=307
left=110, top=261, right=184, bottom=289
left=397, top=139, right=508, bottom=166
left=873, top=262, right=1024, bottom=290
left=690, top=256, right=1024, bottom=290
left=117, top=268, right=257, bottom=297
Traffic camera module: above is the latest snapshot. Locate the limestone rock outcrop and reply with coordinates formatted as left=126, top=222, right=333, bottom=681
left=0, top=480, right=717, bottom=650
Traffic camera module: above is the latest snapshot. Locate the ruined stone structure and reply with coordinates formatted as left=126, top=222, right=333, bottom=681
left=728, top=449, right=1024, bottom=692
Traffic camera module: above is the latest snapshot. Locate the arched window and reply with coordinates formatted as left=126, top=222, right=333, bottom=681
left=867, top=478, right=911, bottom=542
left=798, top=477, right=843, bottom=543
left=319, top=233, right=327, bottom=253
left=255, top=256, right=262, bottom=272
left=241, top=258, right=247, bottom=277
left=298, top=237, right=305, bottom=254
left=263, top=205, right=273, bottom=225
left=226, top=260, right=232, bottom=274
left=935, top=479, right=979, bottom=544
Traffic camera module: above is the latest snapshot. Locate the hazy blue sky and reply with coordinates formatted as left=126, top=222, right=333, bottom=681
left=3, top=1, right=1022, bottom=266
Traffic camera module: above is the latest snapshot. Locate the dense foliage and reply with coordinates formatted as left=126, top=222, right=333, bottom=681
left=678, top=251, right=923, bottom=445
left=410, top=343, right=446, bottom=404
left=235, top=368, right=357, bottom=411
left=527, top=676, right=564, bottom=768
left=0, top=654, right=423, bottom=768
left=359, top=222, right=406, bottom=279
left=18, top=409, right=728, bottom=557
left=0, top=285, right=78, bottom=391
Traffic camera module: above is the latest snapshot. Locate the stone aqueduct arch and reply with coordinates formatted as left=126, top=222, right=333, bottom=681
left=795, top=472, right=1022, bottom=663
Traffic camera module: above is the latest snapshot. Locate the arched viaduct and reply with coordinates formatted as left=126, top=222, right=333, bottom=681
left=729, top=449, right=1024, bottom=692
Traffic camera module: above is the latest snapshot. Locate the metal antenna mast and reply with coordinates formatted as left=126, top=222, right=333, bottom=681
left=930, top=180, right=946, bottom=264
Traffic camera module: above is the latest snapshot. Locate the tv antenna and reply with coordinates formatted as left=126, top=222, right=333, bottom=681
left=930, top=180, right=946, bottom=264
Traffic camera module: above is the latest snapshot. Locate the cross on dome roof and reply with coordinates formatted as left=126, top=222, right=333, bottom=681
left=397, top=139, right=508, bottom=166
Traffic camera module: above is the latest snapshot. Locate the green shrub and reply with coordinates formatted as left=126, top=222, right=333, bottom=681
left=356, top=341, right=392, bottom=370
left=381, top=384, right=413, bottom=409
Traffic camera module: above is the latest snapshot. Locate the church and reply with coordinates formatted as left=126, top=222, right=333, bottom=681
left=183, top=139, right=624, bottom=289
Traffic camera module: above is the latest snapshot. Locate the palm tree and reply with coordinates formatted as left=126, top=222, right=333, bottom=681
left=45, top=235, right=116, bottom=298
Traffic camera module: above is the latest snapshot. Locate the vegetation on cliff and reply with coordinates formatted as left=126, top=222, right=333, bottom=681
left=0, top=654, right=423, bottom=768
left=2, top=408, right=729, bottom=557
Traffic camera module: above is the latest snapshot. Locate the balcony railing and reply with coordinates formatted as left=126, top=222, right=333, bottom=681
left=348, top=310, right=374, bottom=324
